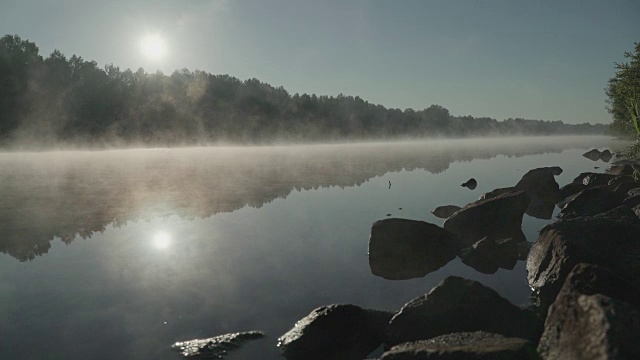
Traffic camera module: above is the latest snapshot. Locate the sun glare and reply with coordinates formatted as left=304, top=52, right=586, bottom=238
left=141, top=34, right=167, bottom=60
left=153, top=231, right=172, bottom=250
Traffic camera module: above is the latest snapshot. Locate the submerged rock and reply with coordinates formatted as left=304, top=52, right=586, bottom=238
left=538, top=265, right=640, bottom=360
left=526, top=206, right=640, bottom=313
left=459, top=237, right=521, bottom=274
left=430, top=205, right=461, bottom=219
left=380, top=332, right=538, bottom=360
left=277, top=304, right=392, bottom=360
left=461, top=178, right=477, bottom=190
left=369, top=219, right=459, bottom=280
left=172, top=331, right=264, bottom=359
left=443, top=191, right=529, bottom=247
left=582, top=149, right=601, bottom=161
left=557, top=186, right=622, bottom=219
left=386, top=277, right=541, bottom=346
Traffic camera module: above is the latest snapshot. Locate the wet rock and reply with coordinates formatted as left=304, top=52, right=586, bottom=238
left=525, top=196, right=555, bottom=220
left=380, top=332, right=537, bottom=360
left=386, top=277, right=541, bottom=346
left=515, top=167, right=563, bottom=203
left=557, top=183, right=586, bottom=203
left=599, top=149, right=613, bottom=162
left=278, top=304, right=393, bottom=360
left=430, top=205, right=461, bottom=219
left=610, top=159, right=638, bottom=166
left=556, top=192, right=579, bottom=209
left=443, top=191, right=529, bottom=247
left=557, top=186, right=622, bottom=219
left=539, top=287, right=640, bottom=359
left=571, top=172, right=617, bottom=188
left=623, top=194, right=640, bottom=208
left=459, top=237, right=522, bottom=274
left=582, top=149, right=601, bottom=161
left=461, top=178, right=477, bottom=190
left=608, top=175, right=635, bottom=187
left=606, top=164, right=635, bottom=176
left=526, top=206, right=640, bottom=313
left=172, top=331, right=264, bottom=359
left=628, top=187, right=640, bottom=197
left=479, top=187, right=516, bottom=201
left=369, top=219, right=459, bottom=280
left=614, top=181, right=638, bottom=197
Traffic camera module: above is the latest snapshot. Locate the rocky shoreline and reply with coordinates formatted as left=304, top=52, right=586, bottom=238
left=175, top=148, right=640, bottom=359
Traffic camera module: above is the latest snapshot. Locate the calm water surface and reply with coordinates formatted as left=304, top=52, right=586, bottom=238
left=0, top=136, right=621, bottom=359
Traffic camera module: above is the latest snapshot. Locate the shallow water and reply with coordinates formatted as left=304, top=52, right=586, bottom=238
left=0, top=136, right=622, bottom=359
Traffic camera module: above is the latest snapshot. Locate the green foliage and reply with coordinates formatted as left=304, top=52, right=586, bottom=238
left=606, top=42, right=640, bottom=138
left=0, top=34, right=608, bottom=147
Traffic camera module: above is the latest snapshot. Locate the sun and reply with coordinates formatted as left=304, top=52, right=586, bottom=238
left=140, top=34, right=167, bottom=60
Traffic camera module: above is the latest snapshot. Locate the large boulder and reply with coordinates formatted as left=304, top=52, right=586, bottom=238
left=386, top=277, right=541, bottom=346
left=515, top=167, right=563, bottom=203
left=623, top=194, right=640, bottom=208
left=557, top=186, right=622, bottom=219
left=431, top=205, right=461, bottom=219
left=479, top=187, right=516, bottom=201
left=277, top=304, right=393, bottom=360
left=608, top=175, right=635, bottom=187
left=459, top=237, right=522, bottom=274
left=538, top=265, right=640, bottom=360
left=443, top=191, right=530, bottom=247
left=369, top=219, right=459, bottom=280
left=606, top=164, right=636, bottom=176
left=380, top=332, right=538, bottom=360
left=526, top=206, right=640, bottom=313
left=613, top=181, right=638, bottom=197
left=172, top=331, right=264, bottom=358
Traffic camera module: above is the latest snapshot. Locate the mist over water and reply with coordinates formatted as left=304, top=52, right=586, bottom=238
left=0, top=136, right=622, bottom=359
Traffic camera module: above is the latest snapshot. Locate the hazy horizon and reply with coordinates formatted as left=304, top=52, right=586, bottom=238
left=2, top=0, right=638, bottom=125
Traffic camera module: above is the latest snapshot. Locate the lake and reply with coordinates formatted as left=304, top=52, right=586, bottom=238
left=0, top=136, right=622, bottom=359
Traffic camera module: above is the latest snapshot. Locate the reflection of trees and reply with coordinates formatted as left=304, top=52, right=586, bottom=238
left=0, top=137, right=607, bottom=261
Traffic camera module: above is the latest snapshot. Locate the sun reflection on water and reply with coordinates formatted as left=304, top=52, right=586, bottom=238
left=153, top=231, right=172, bottom=250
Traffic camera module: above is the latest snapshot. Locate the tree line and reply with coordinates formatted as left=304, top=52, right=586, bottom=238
left=0, top=34, right=606, bottom=148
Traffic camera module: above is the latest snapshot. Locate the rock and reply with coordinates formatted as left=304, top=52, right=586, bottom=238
left=380, top=332, right=537, bottom=360
left=172, top=331, right=264, bottom=359
left=538, top=292, right=640, bottom=359
left=614, top=181, right=638, bottom=197
left=369, top=219, right=459, bottom=280
left=277, top=304, right=393, bottom=360
left=556, top=192, right=579, bottom=209
left=623, top=194, right=640, bottom=208
left=525, top=196, right=555, bottom=220
left=557, top=186, right=622, bottom=219
left=634, top=204, right=640, bottom=218
left=443, top=191, right=530, bottom=247
left=606, top=164, right=635, bottom=176
left=479, top=187, right=516, bottom=200
left=599, top=149, right=613, bottom=162
left=571, top=172, right=617, bottom=188
left=526, top=206, right=640, bottom=313
left=611, top=159, right=638, bottom=166
left=515, top=167, right=563, bottom=203
left=557, top=183, right=586, bottom=203
left=582, top=149, right=601, bottom=161
left=608, top=175, right=635, bottom=187
left=386, top=277, right=541, bottom=346
left=459, top=237, right=521, bottom=274
left=461, top=178, right=477, bottom=190
left=431, top=205, right=461, bottom=219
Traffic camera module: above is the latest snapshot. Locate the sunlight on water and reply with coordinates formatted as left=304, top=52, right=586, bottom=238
left=152, top=231, right=172, bottom=250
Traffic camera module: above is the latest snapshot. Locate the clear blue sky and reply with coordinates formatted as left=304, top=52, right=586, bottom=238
left=1, top=0, right=638, bottom=124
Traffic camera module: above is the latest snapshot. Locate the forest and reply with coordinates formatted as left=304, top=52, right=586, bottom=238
left=0, top=34, right=607, bottom=148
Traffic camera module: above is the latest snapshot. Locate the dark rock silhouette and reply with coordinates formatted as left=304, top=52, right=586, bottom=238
left=572, top=172, right=617, bottom=188
left=582, top=148, right=602, bottom=161
left=277, top=304, right=392, bottom=360
left=608, top=175, right=635, bottom=187
left=479, top=187, right=516, bottom=200
left=606, top=164, right=636, bottom=176
left=385, top=277, right=541, bottom=346
left=461, top=178, right=477, bottom=190
left=557, top=183, right=586, bottom=204
left=538, top=264, right=640, bottom=359
left=557, top=186, right=622, bottom=219
left=459, top=237, right=522, bottom=274
left=368, top=219, right=459, bottom=280
left=527, top=206, right=640, bottom=313
left=443, top=191, right=529, bottom=247
left=514, top=166, right=562, bottom=203
left=599, top=149, right=613, bottom=162
left=430, top=205, right=461, bottom=219
left=172, top=331, right=264, bottom=359
left=380, top=332, right=537, bottom=360
left=623, top=194, right=640, bottom=208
